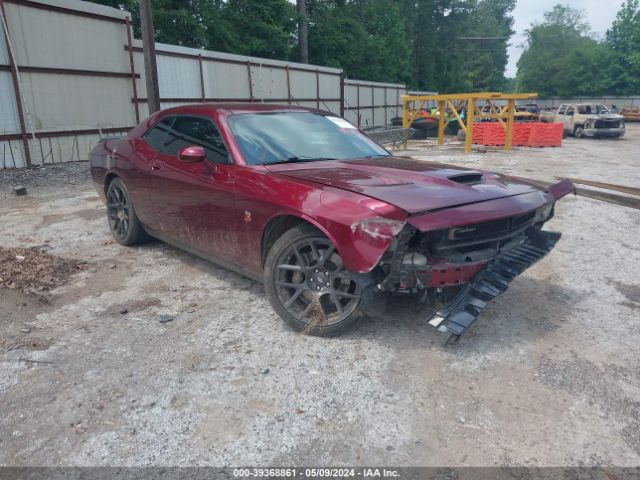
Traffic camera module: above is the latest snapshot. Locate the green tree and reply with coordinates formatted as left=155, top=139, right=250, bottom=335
left=307, top=0, right=411, bottom=84
left=516, top=4, right=611, bottom=96
left=218, top=0, right=296, bottom=59
left=88, top=0, right=295, bottom=57
left=606, top=0, right=640, bottom=94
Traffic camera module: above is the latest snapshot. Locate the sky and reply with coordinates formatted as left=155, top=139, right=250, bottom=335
left=506, top=0, right=625, bottom=77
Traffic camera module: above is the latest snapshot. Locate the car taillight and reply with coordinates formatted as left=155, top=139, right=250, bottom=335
left=352, top=217, right=406, bottom=239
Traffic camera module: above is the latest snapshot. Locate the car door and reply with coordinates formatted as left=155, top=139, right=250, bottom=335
left=555, top=105, right=566, bottom=132
left=130, top=116, right=175, bottom=230
left=147, top=114, right=242, bottom=265
left=564, top=105, right=575, bottom=132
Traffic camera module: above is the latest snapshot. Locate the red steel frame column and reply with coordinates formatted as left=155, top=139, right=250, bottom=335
left=246, top=61, right=253, bottom=101
left=339, top=73, right=345, bottom=117
left=371, top=86, right=375, bottom=126
left=315, top=69, right=320, bottom=109
left=1, top=0, right=31, bottom=166
left=356, top=83, right=361, bottom=127
left=125, top=16, right=139, bottom=123
left=285, top=65, right=292, bottom=104
left=198, top=54, right=205, bottom=101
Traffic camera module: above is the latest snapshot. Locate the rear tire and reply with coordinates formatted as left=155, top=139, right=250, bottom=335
left=574, top=126, right=584, bottom=138
left=264, top=224, right=364, bottom=336
left=106, top=177, right=149, bottom=246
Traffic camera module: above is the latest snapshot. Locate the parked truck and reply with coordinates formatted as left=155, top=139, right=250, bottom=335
left=539, top=103, right=625, bottom=138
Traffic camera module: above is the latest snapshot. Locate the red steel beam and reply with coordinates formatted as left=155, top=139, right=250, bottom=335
left=124, top=45, right=342, bottom=78
left=0, top=0, right=31, bottom=166
left=198, top=54, right=205, bottom=101
left=132, top=97, right=342, bottom=104
left=0, top=64, right=139, bottom=78
left=339, top=73, right=345, bottom=117
left=0, top=126, right=132, bottom=142
left=315, top=69, right=320, bottom=109
left=285, top=65, right=291, bottom=104
left=246, top=61, right=253, bottom=101
left=125, top=17, right=139, bottom=123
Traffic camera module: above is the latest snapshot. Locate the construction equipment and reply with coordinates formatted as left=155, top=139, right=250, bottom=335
left=402, top=92, right=538, bottom=153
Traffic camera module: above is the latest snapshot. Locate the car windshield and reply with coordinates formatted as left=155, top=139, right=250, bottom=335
left=227, top=112, right=389, bottom=165
left=577, top=104, right=610, bottom=114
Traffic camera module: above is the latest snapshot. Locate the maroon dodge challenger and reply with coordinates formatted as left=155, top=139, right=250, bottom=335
left=90, top=104, right=574, bottom=338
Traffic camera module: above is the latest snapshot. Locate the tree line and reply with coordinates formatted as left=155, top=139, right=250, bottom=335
left=89, top=0, right=639, bottom=96
left=516, top=1, right=640, bottom=96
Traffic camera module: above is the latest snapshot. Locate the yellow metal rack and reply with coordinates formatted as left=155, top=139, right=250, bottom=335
left=401, top=92, right=538, bottom=153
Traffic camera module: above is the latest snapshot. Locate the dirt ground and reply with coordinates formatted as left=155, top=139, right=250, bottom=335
left=1, top=124, right=639, bottom=467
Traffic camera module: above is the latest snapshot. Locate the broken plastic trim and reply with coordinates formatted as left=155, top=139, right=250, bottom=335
left=352, top=217, right=406, bottom=240
left=427, top=230, right=561, bottom=337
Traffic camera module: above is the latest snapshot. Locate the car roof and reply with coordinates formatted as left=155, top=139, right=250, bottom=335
left=158, top=103, right=333, bottom=116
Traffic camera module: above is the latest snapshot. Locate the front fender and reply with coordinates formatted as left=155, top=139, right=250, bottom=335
left=313, top=191, right=406, bottom=273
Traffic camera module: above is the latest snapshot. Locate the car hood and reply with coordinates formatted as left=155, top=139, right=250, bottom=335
left=265, top=156, right=544, bottom=214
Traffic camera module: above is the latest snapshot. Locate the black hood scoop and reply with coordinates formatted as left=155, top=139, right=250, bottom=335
left=448, top=173, right=484, bottom=186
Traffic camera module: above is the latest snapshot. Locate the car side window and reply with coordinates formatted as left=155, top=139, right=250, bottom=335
left=144, top=116, right=174, bottom=151
left=557, top=105, right=566, bottom=115
left=566, top=106, right=574, bottom=116
left=163, top=116, right=230, bottom=164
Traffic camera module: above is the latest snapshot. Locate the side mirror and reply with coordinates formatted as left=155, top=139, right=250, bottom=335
left=178, top=145, right=206, bottom=163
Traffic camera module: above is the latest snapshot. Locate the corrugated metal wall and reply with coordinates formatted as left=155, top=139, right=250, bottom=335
left=127, top=41, right=343, bottom=121
left=0, top=0, right=411, bottom=170
left=2, top=0, right=640, bottom=170
left=343, top=79, right=406, bottom=127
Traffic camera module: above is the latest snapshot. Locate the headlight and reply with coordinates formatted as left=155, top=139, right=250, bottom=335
left=537, top=203, right=553, bottom=221
left=352, top=217, right=406, bottom=239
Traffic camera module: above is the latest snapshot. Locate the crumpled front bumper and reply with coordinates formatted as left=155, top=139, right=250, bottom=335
left=427, top=230, right=561, bottom=337
left=583, top=128, right=625, bottom=138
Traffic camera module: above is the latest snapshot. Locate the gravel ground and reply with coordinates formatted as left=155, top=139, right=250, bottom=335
left=1, top=125, right=639, bottom=467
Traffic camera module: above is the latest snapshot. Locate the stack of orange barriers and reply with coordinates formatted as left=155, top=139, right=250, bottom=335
left=468, top=122, right=563, bottom=148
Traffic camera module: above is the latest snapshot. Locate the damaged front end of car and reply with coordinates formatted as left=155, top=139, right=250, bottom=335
left=353, top=180, right=575, bottom=339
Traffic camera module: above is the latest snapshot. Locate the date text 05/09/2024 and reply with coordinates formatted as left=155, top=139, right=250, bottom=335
left=233, top=468, right=400, bottom=478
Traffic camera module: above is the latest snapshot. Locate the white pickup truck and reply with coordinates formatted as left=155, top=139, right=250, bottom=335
left=539, top=103, right=625, bottom=138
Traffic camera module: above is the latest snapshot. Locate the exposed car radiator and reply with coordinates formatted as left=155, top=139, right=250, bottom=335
left=426, top=230, right=561, bottom=338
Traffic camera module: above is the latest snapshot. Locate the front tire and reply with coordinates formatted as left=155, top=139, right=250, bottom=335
left=264, top=225, right=364, bottom=336
left=106, top=177, right=149, bottom=246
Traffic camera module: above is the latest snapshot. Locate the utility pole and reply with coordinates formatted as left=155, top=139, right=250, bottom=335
left=139, top=0, right=160, bottom=114
left=297, top=0, right=308, bottom=64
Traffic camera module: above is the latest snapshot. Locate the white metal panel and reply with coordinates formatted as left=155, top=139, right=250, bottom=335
left=204, top=61, right=251, bottom=99
left=358, top=85, right=372, bottom=107
left=250, top=65, right=288, bottom=100
left=344, top=84, right=358, bottom=109
left=4, top=1, right=130, bottom=72
left=0, top=71, right=19, bottom=133
left=289, top=70, right=317, bottom=99
left=321, top=101, right=341, bottom=116
left=157, top=55, right=201, bottom=99
left=20, top=73, right=135, bottom=129
left=0, top=22, right=9, bottom=64
left=343, top=109, right=358, bottom=125
left=0, top=140, right=27, bottom=168
left=318, top=73, right=339, bottom=99
left=373, top=87, right=385, bottom=106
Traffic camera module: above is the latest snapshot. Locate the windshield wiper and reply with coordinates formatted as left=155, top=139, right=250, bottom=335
left=264, top=156, right=336, bottom=165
